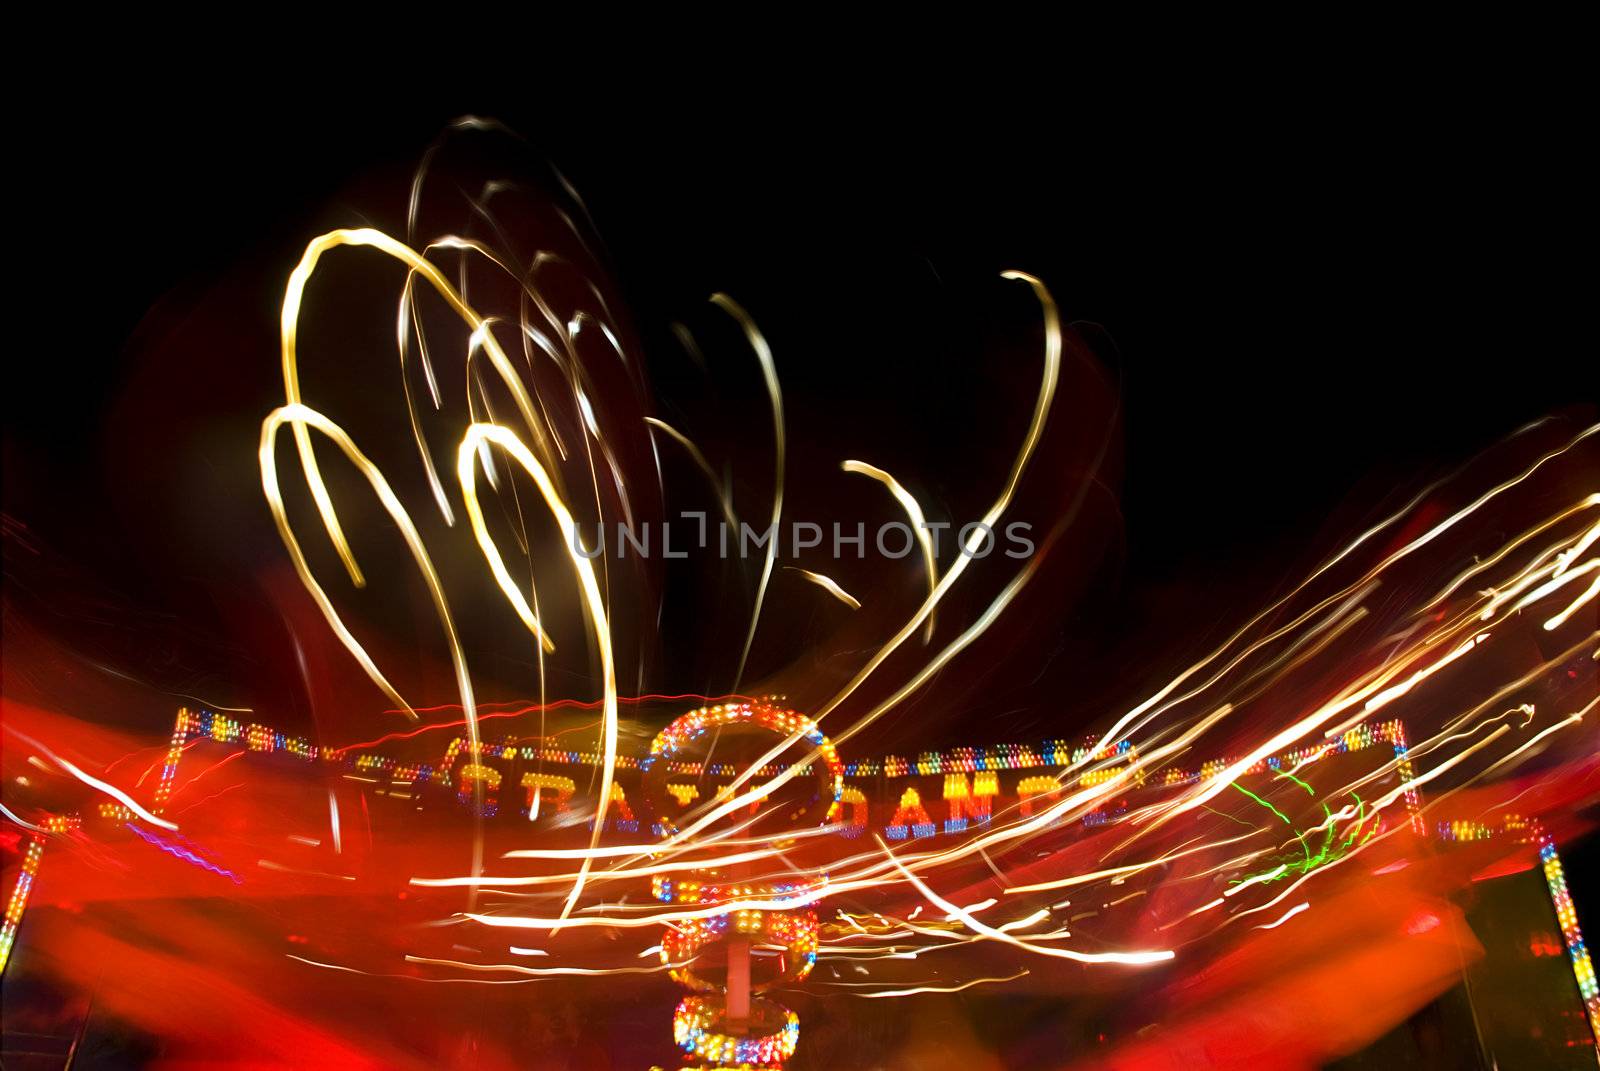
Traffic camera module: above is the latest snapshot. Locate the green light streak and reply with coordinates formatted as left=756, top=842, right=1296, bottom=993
left=1229, top=782, right=1294, bottom=827
left=1274, top=769, right=1316, bottom=796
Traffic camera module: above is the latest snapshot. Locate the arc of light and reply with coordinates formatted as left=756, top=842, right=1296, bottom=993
left=669, top=271, right=1060, bottom=841
left=260, top=403, right=477, bottom=733
left=643, top=417, right=742, bottom=537
left=711, top=293, right=784, bottom=690
left=832, top=512, right=1081, bottom=749
left=842, top=459, right=939, bottom=641
left=785, top=567, right=861, bottom=610
left=456, top=422, right=616, bottom=927
left=3, top=726, right=177, bottom=832
left=809, top=271, right=1059, bottom=721
left=279, top=229, right=556, bottom=651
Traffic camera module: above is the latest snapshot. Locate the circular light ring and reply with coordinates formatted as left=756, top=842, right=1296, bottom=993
left=663, top=909, right=820, bottom=993
left=673, top=995, right=799, bottom=1067
left=640, top=701, right=843, bottom=836
left=652, top=873, right=826, bottom=908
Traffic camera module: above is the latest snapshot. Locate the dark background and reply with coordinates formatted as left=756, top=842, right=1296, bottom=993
left=2, top=66, right=1596, bottom=1001
left=6, top=82, right=1591, bottom=710
left=2, top=78, right=1591, bottom=737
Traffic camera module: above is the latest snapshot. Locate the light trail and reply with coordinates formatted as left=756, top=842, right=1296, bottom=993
left=238, top=152, right=1597, bottom=1018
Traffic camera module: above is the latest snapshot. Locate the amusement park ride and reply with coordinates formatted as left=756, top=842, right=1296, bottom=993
left=4, top=118, right=1598, bottom=1068
left=4, top=694, right=1596, bottom=1066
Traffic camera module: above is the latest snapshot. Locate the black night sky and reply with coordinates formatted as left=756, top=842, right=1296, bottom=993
left=5, top=78, right=1594, bottom=857
left=2, top=63, right=1597, bottom=1060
